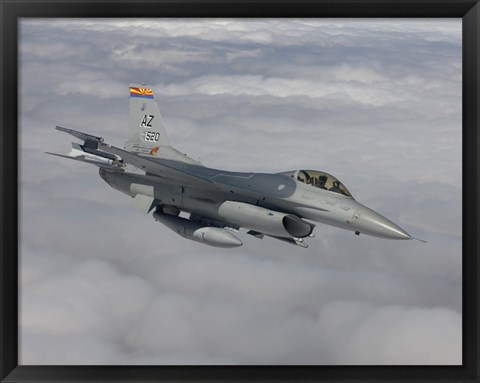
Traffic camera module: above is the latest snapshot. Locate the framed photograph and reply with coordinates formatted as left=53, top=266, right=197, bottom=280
left=1, top=1, right=478, bottom=382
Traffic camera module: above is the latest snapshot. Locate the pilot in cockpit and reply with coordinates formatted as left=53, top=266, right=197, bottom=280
left=329, top=180, right=342, bottom=193
left=317, top=175, right=328, bottom=189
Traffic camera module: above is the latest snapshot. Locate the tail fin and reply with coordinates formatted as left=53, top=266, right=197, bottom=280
left=124, top=83, right=170, bottom=155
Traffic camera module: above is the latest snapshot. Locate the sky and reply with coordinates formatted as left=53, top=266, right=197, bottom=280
left=19, top=18, right=462, bottom=365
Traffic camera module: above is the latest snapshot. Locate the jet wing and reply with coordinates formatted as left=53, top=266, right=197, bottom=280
left=55, top=126, right=104, bottom=144
left=52, top=127, right=214, bottom=188
left=52, top=127, right=297, bottom=200
left=98, top=143, right=216, bottom=189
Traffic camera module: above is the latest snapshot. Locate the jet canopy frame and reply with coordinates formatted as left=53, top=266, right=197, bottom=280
left=280, top=169, right=353, bottom=197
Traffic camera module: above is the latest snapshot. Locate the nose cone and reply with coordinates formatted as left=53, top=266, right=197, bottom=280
left=353, top=206, right=412, bottom=240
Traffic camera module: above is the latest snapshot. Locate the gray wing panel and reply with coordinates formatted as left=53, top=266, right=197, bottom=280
left=99, top=143, right=216, bottom=189
left=56, top=126, right=104, bottom=144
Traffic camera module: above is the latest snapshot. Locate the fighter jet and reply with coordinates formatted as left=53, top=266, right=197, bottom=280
left=48, top=83, right=419, bottom=248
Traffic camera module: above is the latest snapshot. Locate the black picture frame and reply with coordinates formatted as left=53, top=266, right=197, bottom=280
left=1, top=1, right=478, bottom=382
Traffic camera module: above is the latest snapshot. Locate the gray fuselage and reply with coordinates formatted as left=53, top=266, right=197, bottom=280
left=99, top=159, right=411, bottom=240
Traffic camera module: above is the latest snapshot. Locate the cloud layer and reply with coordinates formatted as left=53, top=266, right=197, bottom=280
left=19, top=19, right=461, bottom=365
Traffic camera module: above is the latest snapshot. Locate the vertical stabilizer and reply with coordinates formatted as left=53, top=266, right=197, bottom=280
left=125, top=83, right=170, bottom=155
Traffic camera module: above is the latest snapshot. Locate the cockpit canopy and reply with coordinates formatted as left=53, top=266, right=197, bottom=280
left=279, top=169, right=353, bottom=197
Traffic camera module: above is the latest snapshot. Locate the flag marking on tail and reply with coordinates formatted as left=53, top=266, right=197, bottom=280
left=130, top=87, right=154, bottom=99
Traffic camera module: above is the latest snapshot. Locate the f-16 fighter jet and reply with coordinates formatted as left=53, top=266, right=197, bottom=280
left=48, top=83, right=418, bottom=248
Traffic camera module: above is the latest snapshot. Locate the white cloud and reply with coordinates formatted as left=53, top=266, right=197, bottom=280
left=158, top=75, right=403, bottom=107
left=56, top=78, right=126, bottom=99
left=318, top=302, right=461, bottom=365
left=20, top=250, right=462, bottom=365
